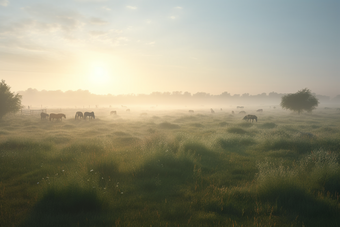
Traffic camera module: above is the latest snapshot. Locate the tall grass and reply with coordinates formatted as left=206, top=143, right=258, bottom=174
left=21, top=184, right=107, bottom=227
left=0, top=108, right=339, bottom=227
left=256, top=150, right=340, bottom=224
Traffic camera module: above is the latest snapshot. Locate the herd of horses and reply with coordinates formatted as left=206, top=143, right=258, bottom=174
left=40, top=112, right=95, bottom=121
left=75, top=111, right=95, bottom=120
left=40, top=108, right=262, bottom=123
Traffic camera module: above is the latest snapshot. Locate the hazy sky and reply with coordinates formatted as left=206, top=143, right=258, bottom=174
left=0, top=0, right=339, bottom=96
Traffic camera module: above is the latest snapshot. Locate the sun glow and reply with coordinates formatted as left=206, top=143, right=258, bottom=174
left=89, top=63, right=110, bottom=84
left=74, top=53, right=133, bottom=95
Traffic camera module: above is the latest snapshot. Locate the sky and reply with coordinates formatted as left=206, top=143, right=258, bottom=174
left=0, top=0, right=339, bottom=97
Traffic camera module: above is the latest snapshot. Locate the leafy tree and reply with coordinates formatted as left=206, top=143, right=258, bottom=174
left=280, top=88, right=319, bottom=114
left=0, top=80, right=22, bottom=119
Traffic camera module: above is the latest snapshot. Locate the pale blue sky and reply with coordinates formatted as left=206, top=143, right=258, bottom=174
left=0, top=0, right=339, bottom=96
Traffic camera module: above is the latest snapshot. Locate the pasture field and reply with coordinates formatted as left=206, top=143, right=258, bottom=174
left=0, top=106, right=340, bottom=227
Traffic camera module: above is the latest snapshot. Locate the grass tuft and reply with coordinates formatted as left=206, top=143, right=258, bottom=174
left=258, top=122, right=277, bottom=129
left=227, top=127, right=248, bottom=135
left=158, top=122, right=180, bottom=129
left=34, top=184, right=103, bottom=214
left=21, top=184, right=106, bottom=227
left=217, top=137, right=256, bottom=151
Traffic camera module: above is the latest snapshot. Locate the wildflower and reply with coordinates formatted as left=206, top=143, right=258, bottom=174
left=90, top=169, right=94, bottom=172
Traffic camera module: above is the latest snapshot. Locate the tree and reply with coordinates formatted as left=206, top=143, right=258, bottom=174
left=0, top=80, right=22, bottom=119
left=280, top=88, right=319, bottom=114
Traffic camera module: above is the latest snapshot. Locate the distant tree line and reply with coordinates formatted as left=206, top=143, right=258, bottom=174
left=17, top=88, right=339, bottom=109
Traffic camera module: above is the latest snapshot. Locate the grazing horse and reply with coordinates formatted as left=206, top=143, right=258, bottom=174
left=84, top=112, right=95, bottom=119
left=75, top=111, right=83, bottom=120
left=257, top=109, right=263, bottom=112
left=50, top=113, right=66, bottom=121
left=110, top=111, right=117, bottom=115
left=40, top=112, right=49, bottom=120
left=243, top=114, right=257, bottom=122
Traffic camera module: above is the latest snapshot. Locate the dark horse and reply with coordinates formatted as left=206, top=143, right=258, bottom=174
left=84, top=112, right=95, bottom=119
left=75, top=111, right=83, bottom=120
left=50, top=113, right=66, bottom=121
left=40, top=112, right=49, bottom=120
left=243, top=114, right=257, bottom=122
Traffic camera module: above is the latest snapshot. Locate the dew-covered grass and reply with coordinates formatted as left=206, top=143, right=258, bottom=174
left=0, top=107, right=339, bottom=227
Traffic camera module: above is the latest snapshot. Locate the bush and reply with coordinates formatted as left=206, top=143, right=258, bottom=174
left=0, top=80, right=22, bottom=119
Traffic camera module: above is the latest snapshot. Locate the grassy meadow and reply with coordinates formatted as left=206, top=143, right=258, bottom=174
left=0, top=106, right=340, bottom=227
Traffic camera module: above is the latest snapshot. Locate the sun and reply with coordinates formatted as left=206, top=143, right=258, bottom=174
left=75, top=53, right=127, bottom=94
